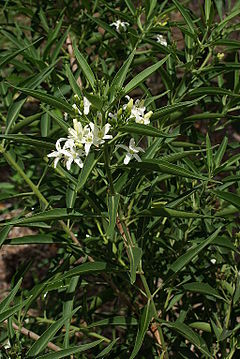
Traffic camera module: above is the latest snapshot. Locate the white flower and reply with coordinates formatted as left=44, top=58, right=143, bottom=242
left=72, top=103, right=82, bottom=115
left=89, top=122, right=113, bottom=147
left=64, top=145, right=84, bottom=170
left=68, top=119, right=89, bottom=147
left=124, top=96, right=153, bottom=125
left=64, top=112, right=68, bottom=121
left=155, top=34, right=167, bottom=46
left=82, top=127, right=94, bottom=155
left=83, top=96, right=91, bottom=115
left=116, top=138, right=145, bottom=165
left=210, top=258, right=216, bottom=264
left=110, top=19, right=129, bottom=33
left=47, top=138, right=69, bottom=168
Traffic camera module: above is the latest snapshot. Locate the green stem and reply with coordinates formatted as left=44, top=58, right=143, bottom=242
left=140, top=274, right=168, bottom=359
left=104, top=144, right=115, bottom=195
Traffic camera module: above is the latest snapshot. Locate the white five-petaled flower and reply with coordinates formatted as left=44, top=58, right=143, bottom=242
left=47, top=138, right=69, bottom=168
left=89, top=122, right=113, bottom=146
left=116, top=138, right=145, bottom=165
left=110, top=19, right=129, bottom=33
left=124, top=96, right=153, bottom=125
left=83, top=96, right=91, bottom=115
left=63, top=141, right=84, bottom=170
left=155, top=34, right=167, bottom=47
left=68, top=119, right=89, bottom=147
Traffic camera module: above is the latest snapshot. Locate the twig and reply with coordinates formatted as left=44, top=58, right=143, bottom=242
left=4, top=321, right=61, bottom=352
left=116, top=216, right=166, bottom=357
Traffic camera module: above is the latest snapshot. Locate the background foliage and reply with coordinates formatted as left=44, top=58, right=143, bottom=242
left=0, top=0, right=240, bottom=358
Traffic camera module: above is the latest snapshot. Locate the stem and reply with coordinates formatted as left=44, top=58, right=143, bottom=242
left=140, top=274, right=168, bottom=359
left=103, top=144, right=115, bottom=195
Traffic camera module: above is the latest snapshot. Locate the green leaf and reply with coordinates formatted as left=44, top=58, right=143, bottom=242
left=73, top=42, right=96, bottom=90
left=96, top=338, right=119, bottom=358
left=65, top=64, right=82, bottom=99
left=85, top=13, right=118, bottom=37
left=77, top=152, right=99, bottom=192
left=42, top=107, right=69, bottom=132
left=0, top=134, right=55, bottom=149
left=128, top=246, right=142, bottom=284
left=205, top=0, right=211, bottom=22
left=183, top=282, right=225, bottom=300
left=146, top=0, right=157, bottom=19
left=27, top=307, right=80, bottom=357
left=0, top=37, right=42, bottom=68
left=0, top=278, right=22, bottom=314
left=124, top=0, right=135, bottom=15
left=124, top=55, right=170, bottom=94
left=217, top=7, right=240, bottom=32
left=152, top=97, right=205, bottom=119
left=0, top=303, right=23, bottom=323
left=130, top=159, right=208, bottom=181
left=118, top=123, right=175, bottom=138
left=56, top=261, right=108, bottom=282
left=83, top=92, right=103, bottom=110
left=0, top=208, right=99, bottom=226
left=206, top=133, right=213, bottom=172
left=214, top=136, right=228, bottom=168
left=189, top=322, right=211, bottom=332
left=87, top=316, right=138, bottom=328
left=5, top=234, right=62, bottom=245
left=5, top=99, right=26, bottom=135
left=63, top=276, right=79, bottom=348
left=172, top=0, right=196, bottom=36
left=130, top=300, right=154, bottom=359
left=0, top=225, right=12, bottom=248
left=189, top=87, right=240, bottom=98
left=15, top=88, right=73, bottom=114
left=109, top=49, right=135, bottom=102
left=38, top=340, right=103, bottom=359
left=107, top=194, right=120, bottom=238
left=214, top=190, right=240, bottom=210
left=140, top=207, right=214, bottom=218
left=170, top=227, right=222, bottom=273
left=162, top=321, right=211, bottom=357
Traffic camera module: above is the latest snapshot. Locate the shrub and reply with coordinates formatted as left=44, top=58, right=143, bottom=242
left=0, top=1, right=240, bottom=357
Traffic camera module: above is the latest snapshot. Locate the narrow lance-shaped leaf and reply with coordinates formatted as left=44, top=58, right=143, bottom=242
left=96, top=338, right=119, bottom=359
left=14, top=87, right=74, bottom=114
left=77, top=152, right=99, bottom=192
left=118, top=123, right=175, bottom=138
left=124, top=55, right=170, bottom=95
left=162, top=321, right=211, bottom=357
left=0, top=278, right=22, bottom=313
left=172, top=0, right=196, bottom=36
left=0, top=37, right=43, bottom=68
left=129, top=300, right=154, bottom=359
left=183, top=282, right=225, bottom=301
left=107, top=194, right=120, bottom=238
left=128, top=246, right=142, bottom=284
left=109, top=49, right=135, bottom=102
left=170, top=227, right=222, bottom=273
left=38, top=340, right=103, bottom=359
left=73, top=42, right=96, bottom=90
left=27, top=307, right=81, bottom=357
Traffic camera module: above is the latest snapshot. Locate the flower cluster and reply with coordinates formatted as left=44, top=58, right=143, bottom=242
left=123, top=96, right=153, bottom=125
left=48, top=95, right=153, bottom=171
